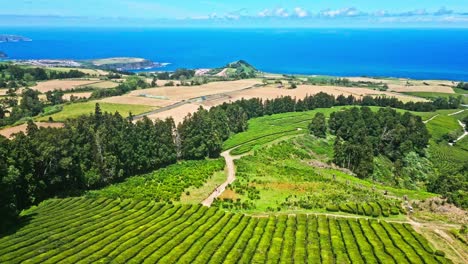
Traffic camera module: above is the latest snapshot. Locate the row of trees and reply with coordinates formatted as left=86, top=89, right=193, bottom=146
left=0, top=64, right=86, bottom=84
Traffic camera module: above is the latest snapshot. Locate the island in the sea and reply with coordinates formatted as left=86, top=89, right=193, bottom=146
left=0, top=51, right=7, bottom=58
left=0, top=34, right=32, bottom=42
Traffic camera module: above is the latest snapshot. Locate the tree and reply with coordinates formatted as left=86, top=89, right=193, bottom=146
left=308, top=112, right=327, bottom=138
left=46, top=90, right=64, bottom=105
left=0, top=101, right=9, bottom=119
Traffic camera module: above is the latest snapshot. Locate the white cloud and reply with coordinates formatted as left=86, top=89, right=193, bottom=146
left=294, top=7, right=308, bottom=18
left=441, top=16, right=468, bottom=22
left=258, top=9, right=271, bottom=17
left=320, top=8, right=365, bottom=18
left=275, top=8, right=290, bottom=18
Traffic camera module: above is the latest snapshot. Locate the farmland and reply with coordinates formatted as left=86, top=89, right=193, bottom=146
left=0, top=198, right=450, bottom=264
left=37, top=101, right=155, bottom=121
left=31, top=79, right=118, bottom=93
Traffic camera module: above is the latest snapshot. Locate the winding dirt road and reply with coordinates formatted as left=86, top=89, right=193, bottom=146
left=201, top=150, right=239, bottom=207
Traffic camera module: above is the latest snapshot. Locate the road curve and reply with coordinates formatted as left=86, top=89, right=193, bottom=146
left=201, top=150, right=237, bottom=207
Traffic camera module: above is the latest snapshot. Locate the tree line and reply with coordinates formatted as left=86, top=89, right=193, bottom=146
left=0, top=64, right=86, bottom=88
left=0, top=92, right=461, bottom=230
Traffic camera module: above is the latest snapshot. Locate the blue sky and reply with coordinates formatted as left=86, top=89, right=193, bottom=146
left=1, top=0, right=468, bottom=27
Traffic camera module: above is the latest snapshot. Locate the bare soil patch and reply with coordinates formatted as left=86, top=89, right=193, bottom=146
left=389, top=85, right=455, bottom=93
left=136, top=79, right=261, bottom=101
left=347, top=77, right=455, bottom=93
left=146, top=103, right=203, bottom=123
left=31, top=79, right=102, bottom=93
left=100, top=95, right=176, bottom=108
left=202, top=84, right=425, bottom=106
left=0, top=122, right=64, bottom=139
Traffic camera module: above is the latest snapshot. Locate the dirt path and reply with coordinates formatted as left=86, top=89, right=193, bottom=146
left=455, top=120, right=467, bottom=142
left=424, top=114, right=439, bottom=124
left=449, top=109, right=466, bottom=116
left=201, top=150, right=246, bottom=206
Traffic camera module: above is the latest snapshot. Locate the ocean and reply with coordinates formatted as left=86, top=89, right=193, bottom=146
left=0, top=28, right=467, bottom=81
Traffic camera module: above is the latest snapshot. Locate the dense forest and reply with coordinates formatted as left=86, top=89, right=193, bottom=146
left=0, top=91, right=464, bottom=230
left=329, top=107, right=429, bottom=178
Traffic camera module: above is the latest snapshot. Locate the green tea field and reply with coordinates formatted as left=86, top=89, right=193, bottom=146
left=0, top=198, right=450, bottom=264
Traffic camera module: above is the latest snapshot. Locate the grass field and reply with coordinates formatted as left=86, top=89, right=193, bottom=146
left=425, top=114, right=464, bottom=142
left=37, top=101, right=155, bottom=121
left=0, top=197, right=449, bottom=264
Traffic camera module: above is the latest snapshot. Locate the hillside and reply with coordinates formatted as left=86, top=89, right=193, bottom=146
left=0, top=198, right=451, bottom=263
left=205, top=60, right=259, bottom=78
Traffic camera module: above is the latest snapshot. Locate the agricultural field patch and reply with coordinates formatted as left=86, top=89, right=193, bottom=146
left=85, top=80, right=120, bottom=89
left=0, top=122, right=64, bottom=139
left=31, top=79, right=103, bottom=93
left=0, top=198, right=450, bottom=263
left=37, top=101, right=155, bottom=121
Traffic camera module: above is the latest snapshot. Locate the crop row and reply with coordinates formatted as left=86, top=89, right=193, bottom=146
left=0, top=198, right=450, bottom=263
left=327, top=201, right=403, bottom=217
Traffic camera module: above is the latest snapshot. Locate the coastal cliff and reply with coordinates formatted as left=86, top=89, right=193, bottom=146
left=83, top=57, right=162, bottom=71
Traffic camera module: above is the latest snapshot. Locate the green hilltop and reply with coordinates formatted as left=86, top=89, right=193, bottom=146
left=207, top=60, right=259, bottom=78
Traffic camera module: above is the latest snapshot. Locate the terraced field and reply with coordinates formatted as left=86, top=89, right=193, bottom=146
left=0, top=198, right=450, bottom=263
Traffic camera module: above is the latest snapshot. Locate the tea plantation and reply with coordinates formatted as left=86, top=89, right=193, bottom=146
left=0, top=198, right=450, bottom=264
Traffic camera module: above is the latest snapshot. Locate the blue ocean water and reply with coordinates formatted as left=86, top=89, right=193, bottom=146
left=0, top=28, right=467, bottom=81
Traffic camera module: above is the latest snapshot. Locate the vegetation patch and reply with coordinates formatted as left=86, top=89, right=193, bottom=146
left=88, top=159, right=225, bottom=202
left=215, top=136, right=434, bottom=214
